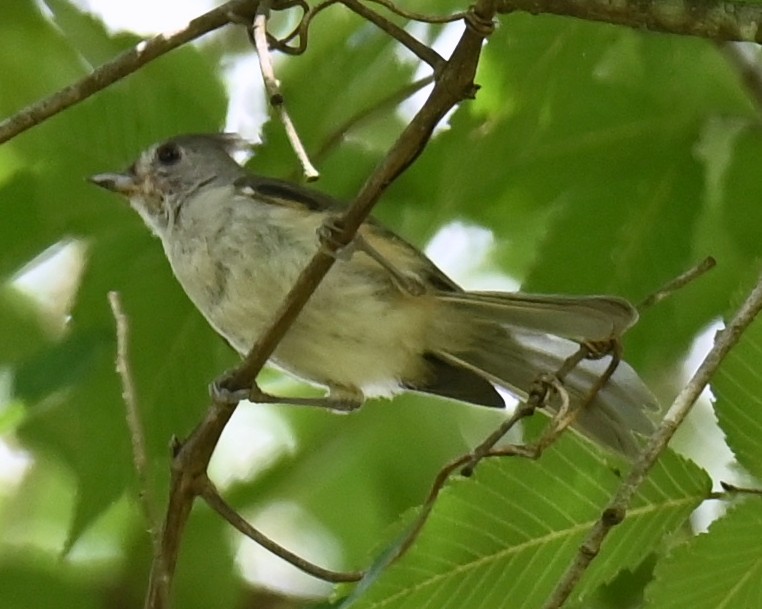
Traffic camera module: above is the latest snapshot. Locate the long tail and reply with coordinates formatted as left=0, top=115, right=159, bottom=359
left=419, top=292, right=657, bottom=455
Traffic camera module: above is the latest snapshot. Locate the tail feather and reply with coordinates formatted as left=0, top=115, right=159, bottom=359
left=433, top=327, right=656, bottom=456
left=435, top=292, right=638, bottom=341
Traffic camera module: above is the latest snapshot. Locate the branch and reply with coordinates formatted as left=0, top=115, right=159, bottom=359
left=497, top=0, right=762, bottom=43
left=341, top=0, right=446, bottom=71
left=7, top=0, right=762, bottom=147
left=145, top=3, right=498, bottom=606
left=145, top=401, right=235, bottom=609
left=395, top=373, right=581, bottom=561
left=366, top=0, right=466, bottom=24
left=719, top=481, right=762, bottom=497
left=542, top=267, right=762, bottom=609
left=250, top=0, right=319, bottom=180
left=637, top=256, right=716, bottom=311
left=108, top=291, right=160, bottom=555
left=310, top=74, right=435, bottom=167
left=200, top=482, right=363, bottom=582
left=0, top=0, right=259, bottom=145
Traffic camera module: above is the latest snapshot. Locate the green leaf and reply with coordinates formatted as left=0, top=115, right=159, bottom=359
left=342, top=434, right=709, bottom=609
left=6, top=0, right=229, bottom=547
left=644, top=499, right=762, bottom=609
left=14, top=329, right=110, bottom=403
left=0, top=551, right=100, bottom=609
left=230, top=396, right=502, bottom=567
left=711, top=300, right=762, bottom=479
left=0, top=285, right=50, bottom=362
left=720, top=123, right=762, bottom=260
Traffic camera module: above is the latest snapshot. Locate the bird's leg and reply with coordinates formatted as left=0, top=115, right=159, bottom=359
left=316, top=216, right=357, bottom=261
left=211, top=377, right=363, bottom=412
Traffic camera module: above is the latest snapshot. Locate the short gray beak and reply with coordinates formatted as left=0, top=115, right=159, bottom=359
left=88, top=172, right=138, bottom=196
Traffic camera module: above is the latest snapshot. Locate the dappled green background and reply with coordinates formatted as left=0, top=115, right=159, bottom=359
left=2, top=1, right=762, bottom=608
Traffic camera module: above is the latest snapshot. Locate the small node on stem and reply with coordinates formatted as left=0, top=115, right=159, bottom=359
left=170, top=436, right=183, bottom=458
left=464, top=5, right=496, bottom=37
left=602, top=507, right=626, bottom=526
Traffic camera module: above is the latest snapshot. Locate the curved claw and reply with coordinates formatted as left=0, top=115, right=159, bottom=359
left=210, top=379, right=250, bottom=406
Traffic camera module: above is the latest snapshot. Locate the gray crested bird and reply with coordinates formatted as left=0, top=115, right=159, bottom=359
left=90, top=133, right=656, bottom=455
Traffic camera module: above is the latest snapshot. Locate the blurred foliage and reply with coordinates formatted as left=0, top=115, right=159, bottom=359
left=1, top=1, right=762, bottom=608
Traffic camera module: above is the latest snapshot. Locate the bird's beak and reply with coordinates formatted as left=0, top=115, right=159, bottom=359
left=88, top=172, right=139, bottom=196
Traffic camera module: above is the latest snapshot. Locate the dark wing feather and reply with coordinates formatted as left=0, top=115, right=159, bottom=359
left=234, top=175, right=463, bottom=292
left=406, top=353, right=504, bottom=408
left=234, top=175, right=341, bottom=211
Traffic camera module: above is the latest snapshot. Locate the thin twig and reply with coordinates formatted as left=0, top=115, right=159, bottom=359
left=311, top=74, right=436, bottom=166
left=0, top=0, right=259, bottom=145
left=720, top=481, right=762, bottom=496
left=460, top=337, right=616, bottom=476
left=200, top=482, right=363, bottom=582
left=251, top=0, right=319, bottom=180
left=496, top=0, right=762, bottom=44
left=108, top=292, right=160, bottom=555
left=270, top=0, right=449, bottom=67
left=341, top=0, right=446, bottom=71
left=394, top=377, right=571, bottom=560
left=637, top=256, right=716, bottom=312
left=269, top=0, right=338, bottom=55
left=459, top=381, right=552, bottom=476
left=366, top=0, right=467, bottom=24
left=542, top=268, right=762, bottom=609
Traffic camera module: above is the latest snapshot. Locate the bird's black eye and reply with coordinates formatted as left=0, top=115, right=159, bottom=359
left=155, top=143, right=181, bottom=165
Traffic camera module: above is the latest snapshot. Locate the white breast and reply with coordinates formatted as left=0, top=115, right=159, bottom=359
left=160, top=187, right=436, bottom=398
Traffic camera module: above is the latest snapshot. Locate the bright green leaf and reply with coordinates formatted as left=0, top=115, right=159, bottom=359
left=644, top=499, right=762, bottom=609
left=342, top=434, right=709, bottom=609
left=711, top=304, right=762, bottom=479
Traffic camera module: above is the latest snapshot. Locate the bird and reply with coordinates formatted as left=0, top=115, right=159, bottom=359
left=90, top=133, right=656, bottom=455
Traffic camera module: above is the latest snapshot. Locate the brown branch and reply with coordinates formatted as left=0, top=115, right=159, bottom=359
left=268, top=0, right=338, bottom=55
left=145, top=401, right=237, bottom=609
left=250, top=0, right=319, bottom=180
left=497, top=0, right=762, bottom=44
left=341, top=0, right=446, bottom=71
left=108, top=291, right=160, bottom=555
left=394, top=413, right=534, bottom=560
left=310, top=74, right=435, bottom=168
left=719, top=481, right=762, bottom=496
left=7, top=0, right=762, bottom=147
left=542, top=267, right=762, bottom=609
left=394, top=375, right=574, bottom=560
left=637, top=256, right=716, bottom=312
left=0, top=0, right=260, bottom=145
left=200, top=482, right=363, bottom=583
left=145, top=3, right=497, bottom=607
left=366, top=0, right=467, bottom=24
